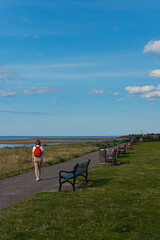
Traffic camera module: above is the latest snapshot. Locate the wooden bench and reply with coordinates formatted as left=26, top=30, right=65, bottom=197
left=105, top=149, right=117, bottom=165
left=126, top=141, right=132, bottom=150
left=59, top=159, right=91, bottom=191
left=117, top=144, right=126, bottom=157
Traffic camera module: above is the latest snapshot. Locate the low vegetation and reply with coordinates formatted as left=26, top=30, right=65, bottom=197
left=0, top=139, right=126, bottom=179
left=0, top=142, right=160, bottom=239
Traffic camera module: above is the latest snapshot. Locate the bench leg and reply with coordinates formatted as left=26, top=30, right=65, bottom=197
left=59, top=177, right=76, bottom=191
left=114, top=156, right=116, bottom=165
left=85, top=171, right=88, bottom=182
left=72, top=178, right=76, bottom=191
left=59, top=177, right=62, bottom=191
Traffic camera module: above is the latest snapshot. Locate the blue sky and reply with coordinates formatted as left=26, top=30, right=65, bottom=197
left=1, top=0, right=160, bottom=136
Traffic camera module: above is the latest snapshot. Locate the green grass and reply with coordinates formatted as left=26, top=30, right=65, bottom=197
left=1, top=142, right=159, bottom=240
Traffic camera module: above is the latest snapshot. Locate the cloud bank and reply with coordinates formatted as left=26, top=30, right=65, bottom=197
left=88, top=89, right=106, bottom=95
left=149, top=69, right=160, bottom=79
left=142, top=91, right=160, bottom=100
left=24, top=87, right=59, bottom=95
left=0, top=89, right=19, bottom=97
left=110, top=91, right=119, bottom=96
left=143, top=40, right=160, bottom=55
left=125, top=85, right=155, bottom=95
left=125, top=84, right=160, bottom=101
left=0, top=68, right=16, bottom=80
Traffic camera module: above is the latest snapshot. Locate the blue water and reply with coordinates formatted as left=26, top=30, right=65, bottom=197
left=0, top=136, right=117, bottom=139
left=0, top=143, right=61, bottom=149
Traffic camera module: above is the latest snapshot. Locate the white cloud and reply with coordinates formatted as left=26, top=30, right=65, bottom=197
left=142, top=91, right=160, bottom=100
left=111, top=91, right=119, bottom=96
left=88, top=89, right=106, bottom=95
left=125, top=85, right=160, bottom=101
left=143, top=40, right=160, bottom=55
left=149, top=69, right=160, bottom=79
left=24, top=87, right=58, bottom=95
left=0, top=68, right=16, bottom=80
left=0, top=89, right=19, bottom=97
left=118, top=98, right=125, bottom=102
left=125, top=85, right=155, bottom=95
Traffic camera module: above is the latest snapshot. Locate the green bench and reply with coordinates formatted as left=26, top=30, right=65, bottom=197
left=59, top=159, right=91, bottom=191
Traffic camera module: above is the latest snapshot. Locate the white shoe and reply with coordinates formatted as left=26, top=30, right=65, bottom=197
left=36, top=178, right=40, bottom=182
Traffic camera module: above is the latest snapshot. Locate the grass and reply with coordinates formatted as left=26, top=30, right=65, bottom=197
left=0, top=142, right=160, bottom=239
left=0, top=140, right=123, bottom=179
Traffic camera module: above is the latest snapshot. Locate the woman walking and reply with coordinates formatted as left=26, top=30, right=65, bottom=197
left=32, top=139, right=45, bottom=181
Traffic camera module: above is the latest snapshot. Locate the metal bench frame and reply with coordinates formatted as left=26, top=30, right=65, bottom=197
left=59, top=159, right=91, bottom=191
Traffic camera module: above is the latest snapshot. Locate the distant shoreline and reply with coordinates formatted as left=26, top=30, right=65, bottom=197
left=0, top=137, right=122, bottom=145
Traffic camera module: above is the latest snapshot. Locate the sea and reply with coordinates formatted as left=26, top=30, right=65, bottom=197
left=0, top=136, right=118, bottom=149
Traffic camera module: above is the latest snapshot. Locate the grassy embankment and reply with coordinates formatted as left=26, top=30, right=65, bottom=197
left=0, top=142, right=160, bottom=240
left=0, top=139, right=122, bottom=179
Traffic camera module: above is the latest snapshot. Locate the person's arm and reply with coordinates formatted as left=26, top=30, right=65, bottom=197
left=41, top=146, right=45, bottom=162
left=32, top=147, right=35, bottom=162
left=32, top=152, right=34, bottom=162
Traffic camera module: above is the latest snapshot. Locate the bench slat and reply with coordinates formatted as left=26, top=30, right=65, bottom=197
left=63, top=173, right=74, bottom=179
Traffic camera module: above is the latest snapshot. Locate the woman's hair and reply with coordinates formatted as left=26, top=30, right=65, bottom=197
left=36, top=139, right=41, bottom=145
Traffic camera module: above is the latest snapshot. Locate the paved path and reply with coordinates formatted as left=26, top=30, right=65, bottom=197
left=0, top=151, right=99, bottom=211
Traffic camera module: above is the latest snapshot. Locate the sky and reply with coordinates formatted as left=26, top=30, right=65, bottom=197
left=1, top=0, right=160, bottom=136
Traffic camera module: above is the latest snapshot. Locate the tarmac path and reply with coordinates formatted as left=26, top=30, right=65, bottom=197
left=0, top=151, right=99, bottom=211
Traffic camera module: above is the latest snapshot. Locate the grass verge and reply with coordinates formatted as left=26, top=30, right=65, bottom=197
left=0, top=142, right=160, bottom=239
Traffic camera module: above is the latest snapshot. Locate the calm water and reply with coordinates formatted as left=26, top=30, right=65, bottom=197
left=0, top=136, right=117, bottom=139
left=0, top=143, right=61, bottom=149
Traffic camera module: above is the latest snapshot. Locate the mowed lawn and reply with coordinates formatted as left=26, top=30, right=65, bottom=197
left=0, top=142, right=160, bottom=240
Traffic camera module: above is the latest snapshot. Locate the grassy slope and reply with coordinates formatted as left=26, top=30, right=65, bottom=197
left=0, top=142, right=160, bottom=240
